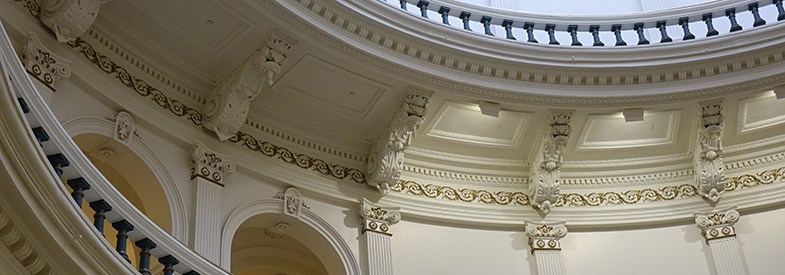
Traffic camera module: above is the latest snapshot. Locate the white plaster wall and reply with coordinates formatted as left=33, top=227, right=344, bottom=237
left=392, top=221, right=533, bottom=275
left=737, top=207, right=785, bottom=275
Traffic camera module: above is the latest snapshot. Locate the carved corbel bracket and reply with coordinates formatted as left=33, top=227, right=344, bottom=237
left=367, top=87, right=432, bottom=195
left=359, top=198, right=401, bottom=236
left=529, top=109, right=574, bottom=213
left=20, top=33, right=72, bottom=91
left=694, top=99, right=725, bottom=202
left=190, top=141, right=236, bottom=186
left=694, top=206, right=739, bottom=243
left=203, top=33, right=295, bottom=140
left=39, top=0, right=109, bottom=43
left=524, top=220, right=568, bottom=254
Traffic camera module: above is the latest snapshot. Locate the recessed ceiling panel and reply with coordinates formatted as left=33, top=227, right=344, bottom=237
left=738, top=92, right=785, bottom=133
left=577, top=110, right=681, bottom=150
left=270, top=55, right=388, bottom=121
left=424, top=101, right=532, bottom=147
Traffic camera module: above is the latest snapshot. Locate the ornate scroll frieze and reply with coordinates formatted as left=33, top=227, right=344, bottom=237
left=359, top=198, right=401, bottom=236
left=19, top=33, right=72, bottom=91
left=530, top=110, right=574, bottom=213
left=694, top=206, right=739, bottom=242
left=367, top=87, right=432, bottom=195
left=203, top=33, right=295, bottom=141
left=694, top=99, right=726, bottom=202
left=39, top=0, right=108, bottom=43
left=524, top=220, right=568, bottom=253
left=190, top=141, right=236, bottom=186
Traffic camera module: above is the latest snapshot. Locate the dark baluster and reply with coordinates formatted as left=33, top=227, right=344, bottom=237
left=502, top=20, right=516, bottom=40
left=399, top=0, right=407, bottom=10
left=111, top=220, right=134, bottom=262
left=679, top=17, right=695, bottom=40
left=46, top=153, right=70, bottom=178
left=17, top=98, right=29, bottom=113
left=634, top=23, right=650, bottom=45
left=89, top=200, right=112, bottom=235
left=545, top=24, right=559, bottom=45
left=611, top=24, right=626, bottom=46
left=439, top=6, right=450, bottom=25
left=726, top=8, right=743, bottom=32
left=32, top=127, right=49, bottom=143
left=703, top=13, right=720, bottom=36
left=568, top=25, right=582, bottom=46
left=184, top=271, right=201, bottom=275
left=775, top=0, right=785, bottom=21
left=589, top=25, right=604, bottom=46
left=481, top=16, right=493, bottom=36
left=749, top=3, right=766, bottom=27
left=66, top=178, right=91, bottom=207
left=417, top=0, right=429, bottom=18
left=135, top=238, right=157, bottom=275
left=657, top=20, right=672, bottom=42
left=524, top=22, right=538, bottom=43
left=158, top=255, right=179, bottom=275
left=460, top=12, right=472, bottom=31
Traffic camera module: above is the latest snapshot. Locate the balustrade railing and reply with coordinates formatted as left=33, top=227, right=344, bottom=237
left=385, top=0, right=784, bottom=46
left=0, top=20, right=229, bottom=275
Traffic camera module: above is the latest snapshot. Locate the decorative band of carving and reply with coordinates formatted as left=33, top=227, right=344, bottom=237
left=392, top=166, right=785, bottom=207
left=228, top=132, right=367, bottom=185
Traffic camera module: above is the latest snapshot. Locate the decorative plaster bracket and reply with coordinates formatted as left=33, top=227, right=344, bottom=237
left=367, top=87, right=432, bottom=195
left=202, top=33, right=295, bottom=140
left=524, top=220, right=568, bottom=254
left=39, top=0, right=109, bottom=43
left=694, top=206, right=739, bottom=243
left=695, top=99, right=725, bottom=202
left=359, top=198, right=401, bottom=236
left=190, top=141, right=236, bottom=186
left=19, top=33, right=72, bottom=91
left=530, top=109, right=574, bottom=213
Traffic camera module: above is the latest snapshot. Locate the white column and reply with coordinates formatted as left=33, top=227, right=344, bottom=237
left=694, top=206, right=749, bottom=275
left=525, top=220, right=568, bottom=275
left=190, top=141, right=235, bottom=263
left=359, top=198, right=401, bottom=275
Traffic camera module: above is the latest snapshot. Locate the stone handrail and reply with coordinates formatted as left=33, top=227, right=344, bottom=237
left=387, top=0, right=784, bottom=45
left=0, top=19, right=230, bottom=275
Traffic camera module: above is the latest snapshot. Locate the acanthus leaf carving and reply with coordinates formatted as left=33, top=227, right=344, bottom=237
left=529, top=110, right=573, bottom=213
left=367, top=87, right=432, bottom=195
left=39, top=0, right=109, bottom=43
left=112, top=111, right=135, bottom=146
left=203, top=33, right=295, bottom=140
left=359, top=198, right=401, bottom=236
left=190, top=141, right=236, bottom=186
left=694, top=99, right=726, bottom=202
left=275, top=187, right=309, bottom=219
left=694, top=205, right=739, bottom=243
left=524, top=220, right=568, bottom=254
left=19, top=33, right=72, bottom=91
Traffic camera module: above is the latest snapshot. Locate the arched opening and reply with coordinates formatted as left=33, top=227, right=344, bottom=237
left=231, top=213, right=329, bottom=275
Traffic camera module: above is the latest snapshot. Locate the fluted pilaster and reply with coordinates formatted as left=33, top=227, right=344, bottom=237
left=359, top=198, right=401, bottom=275
left=694, top=206, right=749, bottom=275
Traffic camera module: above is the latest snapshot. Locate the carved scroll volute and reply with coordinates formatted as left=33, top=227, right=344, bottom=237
left=190, top=141, right=236, bottom=186
left=524, top=220, right=568, bottom=254
left=529, top=110, right=573, bottom=213
left=367, top=87, right=432, bottom=195
left=359, top=198, right=401, bottom=236
left=20, top=33, right=72, bottom=92
left=694, top=206, right=739, bottom=243
left=694, top=99, right=725, bottom=202
left=40, top=0, right=109, bottom=43
left=202, top=33, right=295, bottom=141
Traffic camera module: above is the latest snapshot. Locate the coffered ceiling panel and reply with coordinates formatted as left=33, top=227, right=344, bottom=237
left=737, top=91, right=785, bottom=134
left=423, top=101, right=532, bottom=147
left=576, top=110, right=681, bottom=150
left=269, top=55, right=388, bottom=121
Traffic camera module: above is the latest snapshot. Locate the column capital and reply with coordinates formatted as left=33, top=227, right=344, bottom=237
left=202, top=32, right=295, bottom=140
left=694, top=205, right=739, bottom=242
left=529, top=109, right=574, bottom=213
left=190, top=141, right=236, bottom=186
left=20, top=33, right=72, bottom=92
left=359, top=198, right=401, bottom=236
left=524, top=220, right=568, bottom=254
left=367, top=87, right=432, bottom=195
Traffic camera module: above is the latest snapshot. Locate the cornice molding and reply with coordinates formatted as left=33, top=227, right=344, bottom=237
left=402, top=165, right=527, bottom=184
left=405, top=146, right=527, bottom=168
